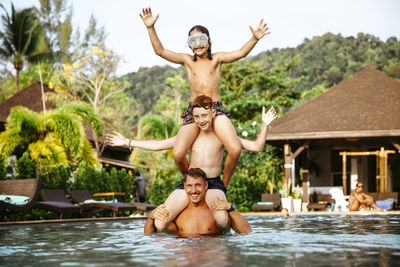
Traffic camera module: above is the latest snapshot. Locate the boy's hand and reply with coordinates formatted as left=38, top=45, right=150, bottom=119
left=211, top=197, right=232, bottom=214
left=106, top=131, right=128, bottom=147
left=149, top=204, right=169, bottom=221
left=262, top=106, right=277, bottom=126
left=249, top=19, right=270, bottom=40
left=140, top=7, right=159, bottom=28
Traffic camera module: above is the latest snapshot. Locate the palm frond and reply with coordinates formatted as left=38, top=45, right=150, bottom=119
left=60, top=101, right=104, bottom=136
left=28, top=133, right=69, bottom=165
left=6, top=106, right=39, bottom=137
left=0, top=129, right=23, bottom=158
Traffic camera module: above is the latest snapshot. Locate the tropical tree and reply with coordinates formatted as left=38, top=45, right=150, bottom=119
left=34, top=0, right=107, bottom=64
left=0, top=102, right=103, bottom=176
left=51, top=45, right=130, bottom=156
left=0, top=3, right=48, bottom=92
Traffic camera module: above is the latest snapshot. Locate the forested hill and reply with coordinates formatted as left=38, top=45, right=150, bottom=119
left=123, top=32, right=400, bottom=119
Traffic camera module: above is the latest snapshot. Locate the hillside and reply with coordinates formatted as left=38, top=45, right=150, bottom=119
left=123, top=32, right=400, bottom=121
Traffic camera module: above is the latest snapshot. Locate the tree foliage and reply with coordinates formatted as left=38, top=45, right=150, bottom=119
left=0, top=102, right=102, bottom=171
left=0, top=3, right=49, bottom=91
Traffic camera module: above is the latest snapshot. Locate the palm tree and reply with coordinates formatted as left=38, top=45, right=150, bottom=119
left=0, top=3, right=47, bottom=92
left=0, top=102, right=104, bottom=176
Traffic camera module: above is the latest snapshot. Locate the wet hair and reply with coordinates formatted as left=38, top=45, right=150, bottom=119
left=183, top=168, right=207, bottom=183
left=188, top=25, right=213, bottom=61
left=191, top=95, right=213, bottom=111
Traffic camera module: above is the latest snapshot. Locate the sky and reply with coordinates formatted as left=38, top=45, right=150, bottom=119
left=5, top=0, right=400, bottom=76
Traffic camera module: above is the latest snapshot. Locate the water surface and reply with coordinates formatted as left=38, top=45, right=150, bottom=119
left=1, top=214, right=400, bottom=266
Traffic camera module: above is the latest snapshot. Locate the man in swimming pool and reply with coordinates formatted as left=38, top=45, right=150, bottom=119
left=349, top=182, right=383, bottom=211
left=106, top=95, right=276, bottom=232
left=144, top=168, right=251, bottom=235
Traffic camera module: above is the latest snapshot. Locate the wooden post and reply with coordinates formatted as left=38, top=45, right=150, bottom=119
left=284, top=144, right=292, bottom=189
left=342, top=153, right=347, bottom=195
left=302, top=169, right=309, bottom=203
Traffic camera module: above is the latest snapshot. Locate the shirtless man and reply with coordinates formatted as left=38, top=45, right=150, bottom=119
left=106, top=95, right=276, bottom=232
left=349, top=182, right=383, bottom=211
left=144, top=168, right=252, bottom=235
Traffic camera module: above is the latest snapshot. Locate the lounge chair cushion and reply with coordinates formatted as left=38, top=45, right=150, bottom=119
left=0, top=195, right=29, bottom=205
left=375, top=198, right=395, bottom=210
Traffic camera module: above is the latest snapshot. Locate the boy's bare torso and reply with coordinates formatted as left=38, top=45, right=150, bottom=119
left=188, top=129, right=224, bottom=178
left=183, top=54, right=223, bottom=101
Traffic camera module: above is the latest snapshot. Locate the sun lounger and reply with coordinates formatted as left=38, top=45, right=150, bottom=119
left=70, top=190, right=156, bottom=216
left=0, top=178, right=41, bottom=220
left=70, top=190, right=137, bottom=217
left=34, top=189, right=82, bottom=219
left=251, top=193, right=281, bottom=211
left=307, top=194, right=334, bottom=211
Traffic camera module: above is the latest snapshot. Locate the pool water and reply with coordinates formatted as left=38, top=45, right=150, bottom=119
left=1, top=214, right=400, bottom=266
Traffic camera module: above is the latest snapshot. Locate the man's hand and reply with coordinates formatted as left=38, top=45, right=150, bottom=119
left=140, top=7, right=159, bottom=28
left=106, top=131, right=128, bottom=147
left=211, top=197, right=232, bottom=214
left=249, top=19, right=270, bottom=40
left=149, top=204, right=169, bottom=221
left=262, top=106, right=277, bottom=126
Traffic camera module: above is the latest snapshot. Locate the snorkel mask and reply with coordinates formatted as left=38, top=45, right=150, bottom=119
left=187, top=33, right=209, bottom=49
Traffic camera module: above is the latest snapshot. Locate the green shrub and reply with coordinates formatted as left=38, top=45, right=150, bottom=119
left=147, top=173, right=181, bottom=205
left=0, top=154, right=6, bottom=180
left=227, top=172, right=265, bottom=212
left=16, top=152, right=36, bottom=179
left=71, top=163, right=135, bottom=202
left=39, top=163, right=72, bottom=191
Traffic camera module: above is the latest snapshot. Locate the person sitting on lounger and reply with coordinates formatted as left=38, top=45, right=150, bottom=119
left=144, top=168, right=251, bottom=235
left=106, top=95, right=276, bottom=232
left=349, top=182, right=383, bottom=211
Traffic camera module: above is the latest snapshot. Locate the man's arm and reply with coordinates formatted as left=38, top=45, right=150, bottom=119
left=239, top=107, right=277, bottom=152
left=106, top=131, right=176, bottom=151
left=212, top=198, right=252, bottom=233
left=140, top=7, right=187, bottom=65
left=217, top=19, right=270, bottom=64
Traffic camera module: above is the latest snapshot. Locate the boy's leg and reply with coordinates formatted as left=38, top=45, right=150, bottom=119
left=213, top=115, right=241, bottom=187
left=173, top=124, right=200, bottom=175
left=205, top=189, right=230, bottom=231
left=154, top=189, right=188, bottom=231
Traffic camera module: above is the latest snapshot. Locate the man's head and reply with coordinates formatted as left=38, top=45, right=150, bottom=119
left=356, top=182, right=364, bottom=193
left=191, top=95, right=216, bottom=132
left=183, top=168, right=208, bottom=205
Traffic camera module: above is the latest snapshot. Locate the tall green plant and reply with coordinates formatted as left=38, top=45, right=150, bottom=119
left=0, top=3, right=48, bottom=91
left=0, top=102, right=102, bottom=169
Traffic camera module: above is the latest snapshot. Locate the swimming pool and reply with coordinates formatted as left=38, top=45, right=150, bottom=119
left=1, top=214, right=400, bottom=266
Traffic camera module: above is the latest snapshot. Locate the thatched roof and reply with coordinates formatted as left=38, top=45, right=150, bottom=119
left=267, top=67, right=400, bottom=140
left=0, top=81, right=54, bottom=122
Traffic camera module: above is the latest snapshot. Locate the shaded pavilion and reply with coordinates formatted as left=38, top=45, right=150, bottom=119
left=266, top=67, right=400, bottom=198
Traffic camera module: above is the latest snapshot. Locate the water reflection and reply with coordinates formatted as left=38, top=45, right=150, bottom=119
left=0, top=214, right=399, bottom=266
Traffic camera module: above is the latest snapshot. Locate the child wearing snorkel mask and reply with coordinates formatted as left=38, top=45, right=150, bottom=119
left=139, top=7, right=270, bottom=231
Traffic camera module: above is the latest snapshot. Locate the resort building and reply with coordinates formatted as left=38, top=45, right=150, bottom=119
left=267, top=67, right=400, bottom=197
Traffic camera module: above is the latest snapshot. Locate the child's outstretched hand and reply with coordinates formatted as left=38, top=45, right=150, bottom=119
left=262, top=106, right=277, bottom=126
left=140, top=7, right=159, bottom=28
left=106, top=131, right=128, bottom=147
left=249, top=19, right=270, bottom=40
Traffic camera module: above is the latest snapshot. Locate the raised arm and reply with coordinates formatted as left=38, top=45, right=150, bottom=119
left=140, top=7, right=187, bottom=65
left=239, top=106, right=277, bottom=152
left=106, top=131, right=176, bottom=151
left=216, top=19, right=270, bottom=64
left=212, top=198, right=252, bottom=233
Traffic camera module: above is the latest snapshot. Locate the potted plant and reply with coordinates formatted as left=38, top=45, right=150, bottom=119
left=280, top=179, right=292, bottom=212
left=292, top=185, right=302, bottom=212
